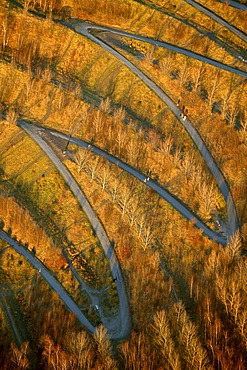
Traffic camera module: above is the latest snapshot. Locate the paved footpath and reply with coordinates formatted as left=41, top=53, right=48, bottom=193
left=71, top=22, right=247, bottom=78
left=0, top=230, right=96, bottom=334
left=47, top=126, right=228, bottom=245
left=18, top=122, right=131, bottom=340
left=71, top=22, right=239, bottom=242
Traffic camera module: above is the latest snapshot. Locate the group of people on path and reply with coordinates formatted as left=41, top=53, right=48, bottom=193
left=176, top=99, right=188, bottom=121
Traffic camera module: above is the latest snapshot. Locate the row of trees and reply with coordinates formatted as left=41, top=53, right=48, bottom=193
left=2, top=228, right=245, bottom=369
left=0, top=0, right=246, bottom=368
left=1, top=4, right=246, bottom=153
left=1, top=196, right=246, bottom=369
left=0, top=52, right=226, bottom=226
left=116, top=34, right=246, bottom=130
left=0, top=162, right=117, bottom=303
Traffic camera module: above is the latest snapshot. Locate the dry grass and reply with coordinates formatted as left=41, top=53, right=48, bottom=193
left=192, top=0, right=247, bottom=32
left=0, top=125, right=114, bottom=293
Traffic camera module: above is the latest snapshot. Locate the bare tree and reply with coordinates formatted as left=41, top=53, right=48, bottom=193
left=88, top=155, right=102, bottom=182
left=237, top=310, right=247, bottom=347
left=47, top=0, right=57, bottom=18
left=159, top=135, right=174, bottom=155
left=141, top=223, right=155, bottom=250
left=114, top=126, right=128, bottom=156
left=152, top=310, right=182, bottom=370
left=174, top=302, right=211, bottom=369
left=137, top=212, right=148, bottom=238
left=66, top=331, right=93, bottom=369
left=22, top=74, right=36, bottom=105
left=179, top=56, right=190, bottom=87
left=73, top=83, right=82, bottom=100
left=110, top=176, right=122, bottom=202
left=118, top=182, right=134, bottom=215
left=40, top=0, right=47, bottom=13
left=10, top=342, right=29, bottom=370
left=227, top=105, right=239, bottom=128
left=145, top=45, right=155, bottom=65
left=126, top=136, right=141, bottom=166
left=160, top=51, right=174, bottom=75
left=173, top=147, right=182, bottom=168
left=94, top=325, right=117, bottom=370
left=99, top=162, right=113, bottom=190
left=1, top=17, right=11, bottom=51
left=41, top=67, right=53, bottom=84
left=226, top=232, right=243, bottom=260
left=220, top=76, right=243, bottom=118
left=192, top=62, right=206, bottom=91
left=93, top=109, right=104, bottom=136
left=208, top=69, right=222, bottom=107
left=120, top=331, right=157, bottom=369
left=127, top=196, right=141, bottom=226
left=99, top=97, right=111, bottom=114
left=179, top=151, right=196, bottom=183
left=215, top=272, right=243, bottom=325
left=197, top=181, right=217, bottom=220
left=54, top=85, right=66, bottom=112
left=238, top=117, right=247, bottom=144
left=74, top=148, right=91, bottom=173
left=113, top=105, right=126, bottom=123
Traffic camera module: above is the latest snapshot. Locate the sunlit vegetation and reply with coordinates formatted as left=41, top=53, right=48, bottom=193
left=0, top=133, right=118, bottom=311
left=0, top=0, right=246, bottom=368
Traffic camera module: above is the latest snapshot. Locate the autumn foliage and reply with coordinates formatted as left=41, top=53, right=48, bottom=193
left=0, top=0, right=246, bottom=368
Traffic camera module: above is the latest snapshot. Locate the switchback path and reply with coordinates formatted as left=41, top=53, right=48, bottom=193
left=68, top=22, right=247, bottom=78
left=18, top=122, right=131, bottom=341
left=42, top=125, right=227, bottom=246
left=70, top=21, right=239, bottom=241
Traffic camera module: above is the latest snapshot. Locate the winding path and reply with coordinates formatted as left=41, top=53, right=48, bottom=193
left=65, top=22, right=247, bottom=78
left=69, top=21, right=239, bottom=240
left=38, top=125, right=227, bottom=245
left=0, top=230, right=96, bottom=335
left=2, top=9, right=242, bottom=340
left=18, top=122, right=131, bottom=341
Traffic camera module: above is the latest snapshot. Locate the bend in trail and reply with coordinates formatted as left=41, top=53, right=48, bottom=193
left=41, top=125, right=227, bottom=246
left=18, top=122, right=131, bottom=341
left=0, top=230, right=96, bottom=335
left=70, top=21, right=239, bottom=242
left=68, top=22, right=247, bottom=78
left=184, top=0, right=247, bottom=42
